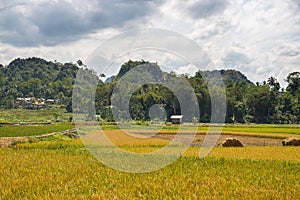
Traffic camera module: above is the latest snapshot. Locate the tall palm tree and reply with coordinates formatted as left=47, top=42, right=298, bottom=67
left=267, top=76, right=280, bottom=91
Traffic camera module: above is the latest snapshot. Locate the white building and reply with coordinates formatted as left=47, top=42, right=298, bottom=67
left=170, top=115, right=183, bottom=124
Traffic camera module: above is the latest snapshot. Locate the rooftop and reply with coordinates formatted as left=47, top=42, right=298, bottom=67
left=170, top=115, right=183, bottom=119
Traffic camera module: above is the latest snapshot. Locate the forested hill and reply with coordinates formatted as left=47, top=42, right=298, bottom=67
left=0, top=58, right=253, bottom=97
left=111, top=59, right=253, bottom=85
left=0, top=58, right=299, bottom=124
left=97, top=60, right=298, bottom=124
left=199, top=70, right=253, bottom=85
left=0, top=57, right=86, bottom=111
left=2, top=57, right=78, bottom=84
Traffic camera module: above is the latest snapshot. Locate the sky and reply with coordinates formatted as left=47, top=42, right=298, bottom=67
left=0, top=0, right=299, bottom=87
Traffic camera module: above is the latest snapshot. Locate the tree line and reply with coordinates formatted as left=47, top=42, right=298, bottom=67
left=0, top=58, right=299, bottom=124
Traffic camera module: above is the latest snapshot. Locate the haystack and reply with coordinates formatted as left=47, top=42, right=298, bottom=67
left=282, top=138, right=300, bottom=146
left=221, top=138, right=244, bottom=147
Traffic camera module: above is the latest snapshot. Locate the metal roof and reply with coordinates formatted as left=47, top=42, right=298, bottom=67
left=170, top=115, right=183, bottom=119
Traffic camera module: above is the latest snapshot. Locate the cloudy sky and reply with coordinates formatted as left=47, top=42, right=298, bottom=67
left=0, top=0, right=299, bottom=86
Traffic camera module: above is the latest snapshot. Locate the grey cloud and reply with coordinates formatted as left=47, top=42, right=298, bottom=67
left=275, top=45, right=300, bottom=57
left=224, top=51, right=251, bottom=66
left=188, top=0, right=228, bottom=19
left=293, top=0, right=300, bottom=10
left=0, top=0, right=157, bottom=47
left=281, top=51, right=299, bottom=57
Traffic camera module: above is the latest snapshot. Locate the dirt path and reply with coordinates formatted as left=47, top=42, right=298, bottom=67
left=0, top=129, right=77, bottom=148
left=154, top=134, right=284, bottom=146
left=0, top=137, right=28, bottom=147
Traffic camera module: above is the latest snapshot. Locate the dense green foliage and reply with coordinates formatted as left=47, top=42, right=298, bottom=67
left=96, top=60, right=299, bottom=124
left=0, top=58, right=299, bottom=123
left=0, top=57, right=78, bottom=108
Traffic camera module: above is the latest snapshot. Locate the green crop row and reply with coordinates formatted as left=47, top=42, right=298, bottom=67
left=0, top=123, right=75, bottom=137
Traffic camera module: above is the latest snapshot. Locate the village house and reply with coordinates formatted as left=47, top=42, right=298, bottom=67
left=170, top=115, right=183, bottom=124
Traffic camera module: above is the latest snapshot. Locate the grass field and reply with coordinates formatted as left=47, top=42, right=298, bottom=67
left=0, top=123, right=74, bottom=137
left=102, top=123, right=300, bottom=135
left=1, top=122, right=299, bottom=138
left=100, top=125, right=300, bottom=142
left=0, top=107, right=72, bottom=123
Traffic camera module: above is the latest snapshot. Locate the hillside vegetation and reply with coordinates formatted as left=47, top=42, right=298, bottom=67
left=0, top=58, right=299, bottom=123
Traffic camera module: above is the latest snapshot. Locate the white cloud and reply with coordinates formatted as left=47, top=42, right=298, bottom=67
left=175, top=64, right=198, bottom=76
left=0, top=0, right=299, bottom=87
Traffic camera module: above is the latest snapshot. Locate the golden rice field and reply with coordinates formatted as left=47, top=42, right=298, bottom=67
left=0, top=126, right=300, bottom=199
left=1, top=146, right=299, bottom=199
left=13, top=137, right=300, bottom=162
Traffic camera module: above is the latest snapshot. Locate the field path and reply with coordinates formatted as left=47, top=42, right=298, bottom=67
left=121, top=128, right=300, bottom=146
left=0, top=137, right=28, bottom=147
left=0, top=128, right=77, bottom=147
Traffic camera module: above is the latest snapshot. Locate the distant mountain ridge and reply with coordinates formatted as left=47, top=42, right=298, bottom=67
left=0, top=58, right=253, bottom=86
left=199, top=69, right=253, bottom=86
left=106, top=60, right=253, bottom=85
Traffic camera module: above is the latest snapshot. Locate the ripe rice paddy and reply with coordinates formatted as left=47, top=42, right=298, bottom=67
left=0, top=124, right=299, bottom=199
left=0, top=145, right=299, bottom=199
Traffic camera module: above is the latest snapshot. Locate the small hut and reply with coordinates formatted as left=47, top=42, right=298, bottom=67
left=170, top=115, right=183, bottom=124
left=33, top=102, right=47, bottom=109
